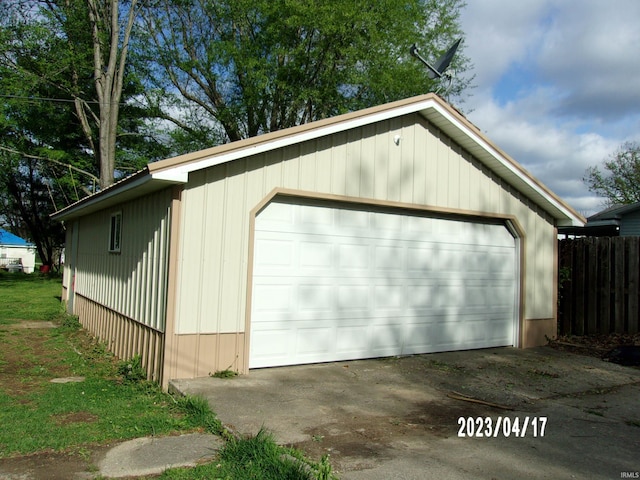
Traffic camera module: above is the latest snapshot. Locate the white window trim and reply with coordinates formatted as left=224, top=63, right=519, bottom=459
left=109, top=211, right=122, bottom=253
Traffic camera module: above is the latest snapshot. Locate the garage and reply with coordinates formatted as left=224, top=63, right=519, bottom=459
left=56, top=93, right=585, bottom=385
left=250, top=200, right=518, bottom=368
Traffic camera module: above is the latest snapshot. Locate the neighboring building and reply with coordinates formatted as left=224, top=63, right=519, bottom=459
left=559, top=201, right=640, bottom=237
left=52, top=94, right=585, bottom=388
left=0, top=229, right=36, bottom=273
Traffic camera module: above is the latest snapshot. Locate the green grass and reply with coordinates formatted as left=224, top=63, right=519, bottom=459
left=0, top=273, right=221, bottom=457
left=0, top=272, right=337, bottom=479
left=0, top=271, right=64, bottom=324
left=160, top=428, right=337, bottom=480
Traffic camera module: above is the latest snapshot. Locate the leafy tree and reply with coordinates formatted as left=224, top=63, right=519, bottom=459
left=0, top=0, right=147, bottom=190
left=584, top=142, right=640, bottom=206
left=136, top=0, right=472, bottom=151
left=0, top=0, right=163, bottom=266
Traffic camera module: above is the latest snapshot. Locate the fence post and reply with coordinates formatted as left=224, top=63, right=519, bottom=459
left=627, top=237, right=639, bottom=334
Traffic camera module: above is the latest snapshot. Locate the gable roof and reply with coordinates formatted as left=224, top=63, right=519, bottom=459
left=0, top=229, right=32, bottom=246
left=52, top=93, right=585, bottom=227
left=588, top=201, right=640, bottom=221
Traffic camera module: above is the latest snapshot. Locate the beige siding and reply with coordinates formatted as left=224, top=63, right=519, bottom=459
left=175, top=113, right=557, bottom=346
left=75, top=294, right=164, bottom=381
left=74, top=189, right=173, bottom=331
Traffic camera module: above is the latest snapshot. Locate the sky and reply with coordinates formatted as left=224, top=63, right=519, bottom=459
left=457, top=0, right=640, bottom=217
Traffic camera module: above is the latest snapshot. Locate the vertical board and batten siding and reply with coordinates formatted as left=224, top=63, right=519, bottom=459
left=74, top=189, right=172, bottom=330
left=620, top=210, right=640, bottom=236
left=72, top=189, right=173, bottom=379
left=173, top=112, right=556, bottom=359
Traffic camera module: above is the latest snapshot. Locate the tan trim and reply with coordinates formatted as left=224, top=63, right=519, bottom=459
left=170, top=333, right=246, bottom=379
left=256, top=187, right=527, bottom=224
left=161, top=185, right=184, bottom=389
left=244, top=187, right=528, bottom=369
left=552, top=227, right=559, bottom=337
left=517, top=227, right=526, bottom=348
left=522, top=318, right=555, bottom=348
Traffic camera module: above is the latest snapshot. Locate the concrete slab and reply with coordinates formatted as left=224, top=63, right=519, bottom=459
left=95, top=433, right=222, bottom=478
left=171, top=347, right=640, bottom=480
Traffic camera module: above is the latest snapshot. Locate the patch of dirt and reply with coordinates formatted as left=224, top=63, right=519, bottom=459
left=0, top=320, right=98, bottom=397
left=0, top=445, right=112, bottom=480
left=1, top=321, right=57, bottom=330
left=52, top=411, right=99, bottom=426
left=549, top=333, right=640, bottom=358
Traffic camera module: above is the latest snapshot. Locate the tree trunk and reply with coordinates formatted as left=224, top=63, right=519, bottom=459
left=87, top=0, right=137, bottom=190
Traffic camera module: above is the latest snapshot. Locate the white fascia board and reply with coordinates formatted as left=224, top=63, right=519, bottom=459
left=151, top=100, right=437, bottom=180
left=150, top=170, right=189, bottom=183
left=52, top=171, right=187, bottom=221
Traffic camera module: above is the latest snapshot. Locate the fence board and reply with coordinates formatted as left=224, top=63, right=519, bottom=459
left=559, top=236, right=640, bottom=336
left=628, top=238, right=639, bottom=334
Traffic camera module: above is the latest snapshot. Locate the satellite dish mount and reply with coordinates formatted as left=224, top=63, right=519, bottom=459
left=410, top=38, right=461, bottom=96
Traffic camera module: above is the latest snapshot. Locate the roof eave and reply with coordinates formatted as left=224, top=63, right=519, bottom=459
left=420, top=102, right=585, bottom=228
left=51, top=94, right=585, bottom=228
left=51, top=169, right=187, bottom=221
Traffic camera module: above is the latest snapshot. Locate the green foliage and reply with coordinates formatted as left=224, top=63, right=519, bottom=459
left=584, top=142, right=640, bottom=205
left=315, top=454, right=337, bottom=480
left=0, top=274, right=215, bottom=457
left=136, top=0, right=472, bottom=151
left=160, top=428, right=314, bottom=480
left=175, top=395, right=223, bottom=435
left=211, top=369, right=239, bottom=378
left=58, top=314, right=81, bottom=331
left=117, top=355, right=148, bottom=384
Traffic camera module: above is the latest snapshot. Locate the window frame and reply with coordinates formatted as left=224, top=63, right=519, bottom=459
left=108, top=211, right=122, bottom=253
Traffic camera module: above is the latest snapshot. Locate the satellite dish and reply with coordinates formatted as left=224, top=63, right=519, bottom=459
left=410, top=39, right=461, bottom=95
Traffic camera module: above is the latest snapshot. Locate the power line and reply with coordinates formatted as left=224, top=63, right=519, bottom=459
left=0, top=94, right=129, bottom=106
left=0, top=94, right=93, bottom=104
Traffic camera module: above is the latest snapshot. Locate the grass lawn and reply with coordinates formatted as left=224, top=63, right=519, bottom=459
left=0, top=272, right=64, bottom=324
left=0, top=271, right=220, bottom=457
left=0, top=272, right=336, bottom=479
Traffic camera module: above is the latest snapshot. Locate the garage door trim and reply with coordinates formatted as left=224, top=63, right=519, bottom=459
left=244, top=188, right=524, bottom=367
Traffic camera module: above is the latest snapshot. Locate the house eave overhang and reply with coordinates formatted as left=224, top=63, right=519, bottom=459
left=51, top=169, right=187, bottom=222
left=419, top=103, right=585, bottom=227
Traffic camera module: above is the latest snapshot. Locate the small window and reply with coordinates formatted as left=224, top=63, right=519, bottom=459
left=109, top=212, right=122, bottom=253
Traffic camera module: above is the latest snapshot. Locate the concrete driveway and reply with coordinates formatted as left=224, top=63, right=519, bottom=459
left=171, top=347, right=640, bottom=480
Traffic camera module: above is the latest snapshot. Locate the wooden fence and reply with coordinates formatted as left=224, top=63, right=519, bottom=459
left=558, top=237, right=640, bottom=336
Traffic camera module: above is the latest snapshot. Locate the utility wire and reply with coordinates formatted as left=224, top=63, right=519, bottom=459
left=0, top=93, right=130, bottom=106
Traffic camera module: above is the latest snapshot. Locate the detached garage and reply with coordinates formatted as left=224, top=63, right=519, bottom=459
left=53, top=94, right=584, bottom=388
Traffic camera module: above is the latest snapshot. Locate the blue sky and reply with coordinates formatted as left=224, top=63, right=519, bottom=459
left=458, top=0, right=640, bottom=216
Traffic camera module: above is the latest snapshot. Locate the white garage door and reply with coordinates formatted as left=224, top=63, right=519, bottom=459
left=250, top=201, right=517, bottom=368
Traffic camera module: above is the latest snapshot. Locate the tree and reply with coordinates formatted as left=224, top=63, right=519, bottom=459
left=0, top=0, right=143, bottom=190
left=584, top=142, right=640, bottom=206
left=0, top=0, right=162, bottom=266
left=136, top=0, right=472, bottom=151
left=87, top=0, right=139, bottom=188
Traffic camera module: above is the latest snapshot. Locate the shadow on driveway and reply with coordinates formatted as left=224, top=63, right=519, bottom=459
left=171, top=347, right=640, bottom=479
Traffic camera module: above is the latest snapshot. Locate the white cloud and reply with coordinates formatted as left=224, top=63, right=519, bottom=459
left=459, top=0, right=640, bottom=216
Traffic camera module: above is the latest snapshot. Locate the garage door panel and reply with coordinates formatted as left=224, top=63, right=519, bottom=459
left=295, top=326, right=334, bottom=355
left=337, top=243, right=370, bottom=271
left=337, top=284, right=369, bottom=310
left=250, top=202, right=517, bottom=369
